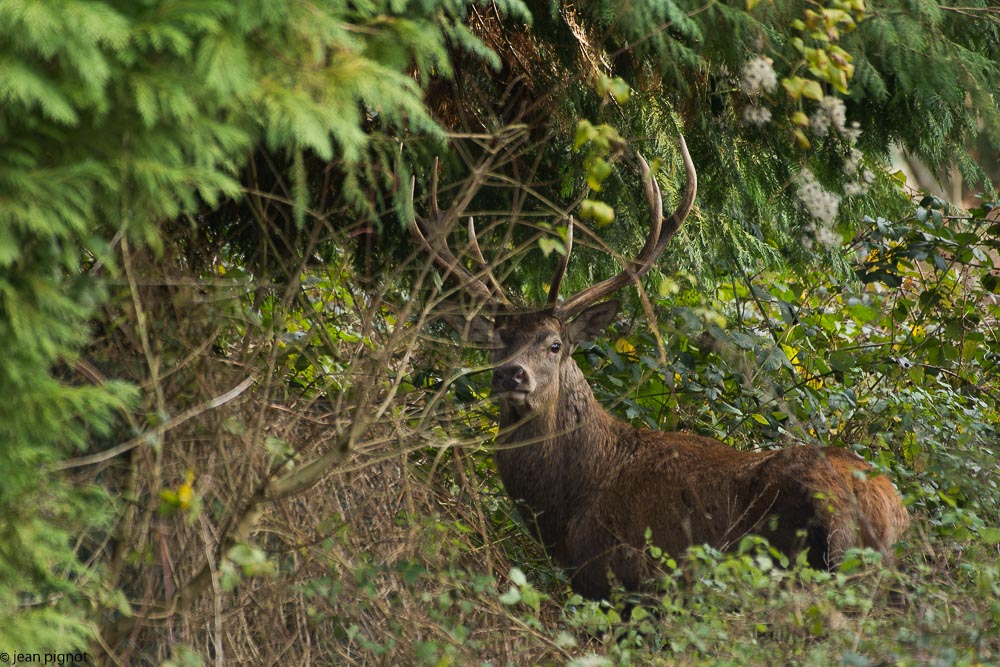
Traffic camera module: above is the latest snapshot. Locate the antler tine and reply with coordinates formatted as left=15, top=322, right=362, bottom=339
left=546, top=216, right=574, bottom=308
left=466, top=216, right=489, bottom=270
left=467, top=216, right=508, bottom=301
left=555, top=134, right=697, bottom=319
left=410, top=159, right=512, bottom=309
left=645, top=135, right=697, bottom=262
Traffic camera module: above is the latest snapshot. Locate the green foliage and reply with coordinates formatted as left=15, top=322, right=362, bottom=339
left=299, top=511, right=530, bottom=665
left=460, top=0, right=1000, bottom=291
left=849, top=1, right=1000, bottom=180
left=2, top=0, right=999, bottom=662
left=0, top=0, right=524, bottom=653
left=550, top=536, right=1000, bottom=666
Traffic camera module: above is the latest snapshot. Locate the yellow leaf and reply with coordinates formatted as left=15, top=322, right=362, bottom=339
left=595, top=73, right=612, bottom=97
left=586, top=158, right=612, bottom=191
left=792, top=128, right=811, bottom=149
left=614, top=338, right=636, bottom=355
left=658, top=277, right=680, bottom=297
left=752, top=413, right=770, bottom=425
left=177, top=470, right=196, bottom=509
left=782, top=76, right=806, bottom=100
left=802, top=80, right=824, bottom=101
left=781, top=343, right=801, bottom=366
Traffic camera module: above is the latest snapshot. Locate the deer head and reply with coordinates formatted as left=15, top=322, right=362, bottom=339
left=487, top=303, right=619, bottom=419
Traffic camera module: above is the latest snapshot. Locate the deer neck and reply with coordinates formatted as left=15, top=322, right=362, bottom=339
left=493, top=360, right=618, bottom=551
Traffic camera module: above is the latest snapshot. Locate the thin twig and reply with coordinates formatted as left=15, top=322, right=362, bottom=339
left=55, top=375, right=257, bottom=470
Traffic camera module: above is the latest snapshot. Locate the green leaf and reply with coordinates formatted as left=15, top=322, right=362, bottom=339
left=580, top=199, right=615, bottom=226
left=498, top=587, right=521, bottom=605
left=847, top=303, right=879, bottom=324
left=538, top=236, right=565, bottom=257
left=829, top=350, right=857, bottom=372
left=760, top=346, right=789, bottom=371
left=978, top=527, right=1000, bottom=544
left=227, top=543, right=265, bottom=567
left=574, top=120, right=597, bottom=150
left=587, top=157, right=613, bottom=191
left=609, top=77, right=631, bottom=104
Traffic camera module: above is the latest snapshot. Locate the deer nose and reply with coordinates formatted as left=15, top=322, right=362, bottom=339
left=493, top=364, right=528, bottom=393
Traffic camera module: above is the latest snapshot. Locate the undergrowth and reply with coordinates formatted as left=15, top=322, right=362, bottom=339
left=79, top=197, right=998, bottom=665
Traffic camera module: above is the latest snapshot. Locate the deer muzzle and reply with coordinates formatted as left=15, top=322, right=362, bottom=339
left=492, top=363, right=532, bottom=402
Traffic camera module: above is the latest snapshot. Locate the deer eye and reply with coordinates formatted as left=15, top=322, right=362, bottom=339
left=549, top=341, right=562, bottom=353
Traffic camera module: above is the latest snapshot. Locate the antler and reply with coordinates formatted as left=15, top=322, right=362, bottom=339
left=546, top=216, right=574, bottom=308
left=410, top=158, right=513, bottom=310
left=551, top=134, right=697, bottom=319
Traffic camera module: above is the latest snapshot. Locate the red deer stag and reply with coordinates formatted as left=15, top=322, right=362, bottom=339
left=412, top=137, right=910, bottom=599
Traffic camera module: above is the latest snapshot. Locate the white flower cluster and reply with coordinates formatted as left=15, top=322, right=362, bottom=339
left=841, top=146, right=875, bottom=196
left=806, top=95, right=875, bottom=199
left=796, top=169, right=841, bottom=225
left=741, top=56, right=778, bottom=95
left=742, top=105, right=772, bottom=127
left=814, top=225, right=841, bottom=250
left=809, top=96, right=847, bottom=137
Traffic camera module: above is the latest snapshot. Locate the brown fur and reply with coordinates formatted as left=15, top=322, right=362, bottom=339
left=486, top=307, right=909, bottom=599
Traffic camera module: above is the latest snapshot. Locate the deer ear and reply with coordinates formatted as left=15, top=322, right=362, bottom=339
left=567, top=300, right=619, bottom=344
left=443, top=314, right=494, bottom=344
